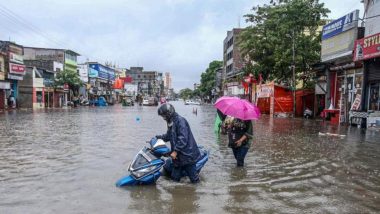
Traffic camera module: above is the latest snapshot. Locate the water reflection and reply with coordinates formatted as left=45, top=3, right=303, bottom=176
left=224, top=168, right=250, bottom=213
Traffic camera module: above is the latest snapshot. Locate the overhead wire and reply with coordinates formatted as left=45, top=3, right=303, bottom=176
left=0, top=3, right=104, bottom=63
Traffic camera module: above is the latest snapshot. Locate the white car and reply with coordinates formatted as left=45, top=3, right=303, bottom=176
left=142, top=98, right=150, bottom=106
left=185, top=100, right=201, bottom=105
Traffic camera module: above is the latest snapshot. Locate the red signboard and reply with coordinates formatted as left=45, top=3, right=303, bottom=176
left=120, top=76, right=132, bottom=83
left=9, top=63, right=25, bottom=74
left=353, top=32, right=380, bottom=61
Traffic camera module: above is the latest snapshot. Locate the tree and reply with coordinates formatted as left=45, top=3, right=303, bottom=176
left=198, top=60, right=223, bottom=98
left=54, top=69, right=83, bottom=95
left=238, top=0, right=329, bottom=87
left=179, top=88, right=193, bottom=100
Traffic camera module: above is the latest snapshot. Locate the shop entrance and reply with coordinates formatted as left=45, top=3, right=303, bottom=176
left=368, top=83, right=380, bottom=111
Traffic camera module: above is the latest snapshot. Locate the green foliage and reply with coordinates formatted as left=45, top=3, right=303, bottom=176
left=54, top=69, right=83, bottom=93
left=198, top=60, right=223, bottom=97
left=238, top=0, right=330, bottom=87
left=179, top=88, right=194, bottom=100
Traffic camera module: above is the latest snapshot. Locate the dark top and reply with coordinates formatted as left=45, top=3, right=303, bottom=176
left=226, top=118, right=253, bottom=148
left=157, top=113, right=201, bottom=166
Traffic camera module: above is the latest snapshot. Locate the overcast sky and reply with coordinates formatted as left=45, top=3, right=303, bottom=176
left=0, top=0, right=363, bottom=91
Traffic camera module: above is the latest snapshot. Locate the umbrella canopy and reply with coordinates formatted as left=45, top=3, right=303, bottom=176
left=214, top=96, right=260, bottom=120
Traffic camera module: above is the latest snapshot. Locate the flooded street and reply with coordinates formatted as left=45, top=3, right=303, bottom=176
left=1, top=101, right=379, bottom=213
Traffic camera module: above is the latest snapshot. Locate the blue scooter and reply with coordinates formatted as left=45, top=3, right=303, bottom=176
left=116, top=138, right=209, bottom=187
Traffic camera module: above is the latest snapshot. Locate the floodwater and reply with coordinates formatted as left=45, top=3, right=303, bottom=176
left=0, top=101, right=379, bottom=214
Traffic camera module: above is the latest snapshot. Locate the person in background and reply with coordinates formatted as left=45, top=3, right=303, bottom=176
left=214, top=109, right=226, bottom=134
left=8, top=93, right=16, bottom=109
left=225, top=117, right=253, bottom=167
left=156, top=103, right=201, bottom=183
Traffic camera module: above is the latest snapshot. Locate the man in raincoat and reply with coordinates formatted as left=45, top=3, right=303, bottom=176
left=156, top=103, right=201, bottom=183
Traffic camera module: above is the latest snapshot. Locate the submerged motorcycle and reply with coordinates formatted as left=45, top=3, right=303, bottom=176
left=115, top=138, right=209, bottom=187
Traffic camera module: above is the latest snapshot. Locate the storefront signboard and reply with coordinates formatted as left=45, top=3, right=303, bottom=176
left=9, top=63, right=26, bottom=75
left=7, top=73, right=23, bottom=80
left=257, top=85, right=274, bottom=98
left=9, top=52, right=24, bottom=64
left=353, top=32, right=380, bottom=61
left=322, top=10, right=359, bottom=40
left=88, top=63, right=115, bottom=81
left=321, top=28, right=357, bottom=62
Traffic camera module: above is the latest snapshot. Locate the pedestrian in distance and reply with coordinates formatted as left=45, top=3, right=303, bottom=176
left=155, top=103, right=201, bottom=183
left=224, top=116, right=253, bottom=167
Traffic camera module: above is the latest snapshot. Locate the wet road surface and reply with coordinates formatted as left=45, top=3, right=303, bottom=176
left=0, top=101, right=379, bottom=213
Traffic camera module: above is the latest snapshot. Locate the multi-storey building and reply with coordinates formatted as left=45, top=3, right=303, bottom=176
left=223, top=28, right=245, bottom=96
left=87, top=62, right=116, bottom=102
left=223, top=28, right=244, bottom=80
left=23, top=47, right=79, bottom=107
left=163, top=72, right=172, bottom=97
left=0, top=41, right=26, bottom=110
left=126, top=67, right=163, bottom=97
left=21, top=60, right=63, bottom=108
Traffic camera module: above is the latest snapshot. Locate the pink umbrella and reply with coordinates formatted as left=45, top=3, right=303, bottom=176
left=214, top=96, right=261, bottom=120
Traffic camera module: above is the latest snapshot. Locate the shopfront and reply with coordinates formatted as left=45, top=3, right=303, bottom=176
left=88, top=63, right=115, bottom=103
left=320, top=10, right=362, bottom=124
left=353, top=31, right=380, bottom=128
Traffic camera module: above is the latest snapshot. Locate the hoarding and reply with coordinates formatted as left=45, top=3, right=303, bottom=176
left=7, top=73, right=23, bottom=80
left=88, top=63, right=115, bottom=81
left=321, top=28, right=357, bottom=62
left=9, top=52, right=24, bottom=64
left=78, top=64, right=88, bottom=83
left=353, top=32, right=380, bottom=61
left=124, top=83, right=138, bottom=96
left=9, top=63, right=26, bottom=75
left=322, top=10, right=359, bottom=40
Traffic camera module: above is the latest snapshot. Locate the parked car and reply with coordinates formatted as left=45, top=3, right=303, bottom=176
left=142, top=98, right=150, bottom=106
left=185, top=100, right=201, bottom=105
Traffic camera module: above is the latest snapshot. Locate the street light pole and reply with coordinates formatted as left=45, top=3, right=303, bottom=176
left=291, top=30, right=296, bottom=117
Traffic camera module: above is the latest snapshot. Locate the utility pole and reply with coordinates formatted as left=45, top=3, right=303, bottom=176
left=292, top=29, right=296, bottom=117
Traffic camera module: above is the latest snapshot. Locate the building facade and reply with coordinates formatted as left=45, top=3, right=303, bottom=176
left=0, top=41, right=26, bottom=110
left=163, top=72, right=172, bottom=97
left=223, top=28, right=245, bottom=96
left=223, top=28, right=244, bottom=79
left=23, top=60, right=63, bottom=108
left=88, top=62, right=115, bottom=102
left=126, top=67, right=163, bottom=97
left=351, top=0, right=380, bottom=128
left=319, top=10, right=364, bottom=124
left=23, top=47, right=79, bottom=107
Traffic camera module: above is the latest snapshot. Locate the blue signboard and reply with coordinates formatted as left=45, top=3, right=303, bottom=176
left=88, top=63, right=115, bottom=81
left=322, top=10, right=359, bottom=41
left=88, top=67, right=98, bottom=78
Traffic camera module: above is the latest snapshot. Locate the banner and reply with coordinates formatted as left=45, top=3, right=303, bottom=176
left=350, top=94, right=361, bottom=111
left=353, top=32, right=380, bottom=61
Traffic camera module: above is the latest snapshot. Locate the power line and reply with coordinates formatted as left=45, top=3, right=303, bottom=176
left=0, top=3, right=104, bottom=63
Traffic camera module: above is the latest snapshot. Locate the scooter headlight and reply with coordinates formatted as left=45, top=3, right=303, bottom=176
left=131, top=165, right=157, bottom=179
